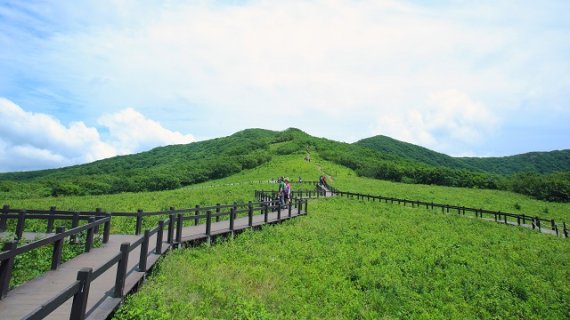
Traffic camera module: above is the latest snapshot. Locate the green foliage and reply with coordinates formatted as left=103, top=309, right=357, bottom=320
left=0, top=129, right=277, bottom=197
left=113, top=198, right=570, bottom=319
left=510, top=172, right=570, bottom=202
left=1, top=128, right=568, bottom=202
left=356, top=135, right=570, bottom=175
left=3, top=153, right=570, bottom=318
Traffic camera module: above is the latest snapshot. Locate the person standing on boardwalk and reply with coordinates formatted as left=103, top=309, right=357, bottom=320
left=284, top=178, right=292, bottom=208
left=278, top=176, right=286, bottom=207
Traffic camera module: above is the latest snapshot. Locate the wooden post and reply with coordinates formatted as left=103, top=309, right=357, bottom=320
left=551, top=219, right=556, bottom=231
left=70, top=267, right=93, bottom=320
left=536, top=217, right=541, bottom=231
left=135, top=209, right=143, bottom=235
left=0, top=241, right=17, bottom=299
left=139, top=230, right=150, bottom=272
left=176, top=214, right=183, bottom=244
left=305, top=199, right=308, bottom=215
left=85, top=217, right=95, bottom=253
left=563, top=222, right=568, bottom=238
left=264, top=203, right=269, bottom=223
left=71, top=212, right=79, bottom=243
left=229, top=208, right=235, bottom=231
left=194, top=205, right=200, bottom=226
left=47, top=206, right=56, bottom=233
left=205, top=210, right=212, bottom=243
left=288, top=200, right=293, bottom=218
left=51, top=226, right=65, bottom=270
left=0, top=205, right=9, bottom=232
left=167, top=212, right=175, bottom=244
left=517, top=216, right=521, bottom=226
left=156, top=221, right=164, bottom=254
left=103, top=214, right=111, bottom=244
left=248, top=202, right=253, bottom=227
left=504, top=214, right=507, bottom=225
left=216, top=203, right=221, bottom=222
left=114, top=243, right=130, bottom=298
left=16, top=210, right=26, bottom=240
left=93, top=208, right=103, bottom=234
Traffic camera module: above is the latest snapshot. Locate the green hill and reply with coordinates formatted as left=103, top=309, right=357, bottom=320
left=355, top=135, right=475, bottom=170
left=459, top=150, right=570, bottom=175
left=3, top=140, right=568, bottom=319
left=355, top=135, right=570, bottom=175
left=1, top=128, right=569, bottom=202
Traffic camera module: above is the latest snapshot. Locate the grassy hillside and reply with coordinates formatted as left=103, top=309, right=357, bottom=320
left=3, top=155, right=569, bottom=318
left=3, top=155, right=568, bottom=231
left=460, top=150, right=570, bottom=175
left=1, top=128, right=569, bottom=202
left=355, top=135, right=570, bottom=175
left=355, top=135, right=476, bottom=170
left=113, top=196, right=570, bottom=319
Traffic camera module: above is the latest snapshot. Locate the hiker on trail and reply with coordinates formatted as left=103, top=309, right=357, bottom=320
left=278, top=176, right=286, bottom=207
left=323, top=176, right=327, bottom=187
left=284, top=178, right=292, bottom=208
left=298, top=176, right=302, bottom=183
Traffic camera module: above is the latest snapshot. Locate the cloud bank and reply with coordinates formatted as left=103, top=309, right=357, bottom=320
left=1, top=0, right=569, bottom=168
left=0, top=98, right=194, bottom=172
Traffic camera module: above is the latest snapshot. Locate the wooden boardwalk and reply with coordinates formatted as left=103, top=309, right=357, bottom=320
left=0, top=208, right=303, bottom=320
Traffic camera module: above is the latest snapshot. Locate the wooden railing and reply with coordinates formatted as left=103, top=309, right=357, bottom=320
left=23, top=218, right=166, bottom=320
left=10, top=197, right=308, bottom=320
left=0, top=216, right=111, bottom=299
left=0, top=205, right=104, bottom=240
left=331, top=190, right=569, bottom=238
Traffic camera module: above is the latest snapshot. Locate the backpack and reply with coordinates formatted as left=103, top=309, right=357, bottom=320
left=284, top=183, right=291, bottom=196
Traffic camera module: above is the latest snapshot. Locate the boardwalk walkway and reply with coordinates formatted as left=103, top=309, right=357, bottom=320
left=0, top=208, right=303, bottom=320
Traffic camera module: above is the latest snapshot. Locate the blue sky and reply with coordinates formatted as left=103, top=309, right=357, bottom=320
left=1, top=0, right=569, bottom=172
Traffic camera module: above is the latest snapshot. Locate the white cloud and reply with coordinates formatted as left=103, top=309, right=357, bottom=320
left=98, top=108, right=195, bottom=154
left=0, top=98, right=194, bottom=172
left=374, top=90, right=498, bottom=155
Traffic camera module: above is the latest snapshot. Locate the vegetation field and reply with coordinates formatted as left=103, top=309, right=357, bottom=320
left=318, top=159, right=570, bottom=224
left=114, top=197, right=570, bottom=319
left=2, top=154, right=569, bottom=318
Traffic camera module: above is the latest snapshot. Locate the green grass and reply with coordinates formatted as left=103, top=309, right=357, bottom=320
left=2, top=154, right=569, bottom=318
left=318, top=159, right=570, bottom=223
left=113, top=198, right=570, bottom=319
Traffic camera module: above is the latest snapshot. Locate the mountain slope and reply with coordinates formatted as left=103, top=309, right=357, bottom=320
left=1, top=128, right=569, bottom=201
left=355, top=135, right=570, bottom=175
left=459, top=151, right=570, bottom=175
